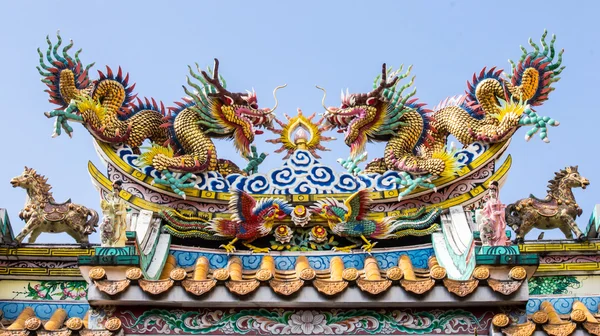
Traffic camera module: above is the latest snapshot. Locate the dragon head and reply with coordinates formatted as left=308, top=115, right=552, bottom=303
left=317, top=64, right=407, bottom=157
left=193, top=59, right=286, bottom=156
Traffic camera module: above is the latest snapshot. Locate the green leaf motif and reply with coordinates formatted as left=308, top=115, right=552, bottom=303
left=528, top=276, right=581, bottom=295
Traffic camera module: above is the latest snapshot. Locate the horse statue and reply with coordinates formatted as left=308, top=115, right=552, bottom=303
left=10, top=167, right=98, bottom=246
left=505, top=166, right=589, bottom=243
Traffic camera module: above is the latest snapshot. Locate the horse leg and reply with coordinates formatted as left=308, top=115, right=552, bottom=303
left=14, top=216, right=41, bottom=245
left=28, top=228, right=43, bottom=244
left=561, top=216, right=585, bottom=242
left=64, top=227, right=86, bottom=246
left=515, top=211, right=535, bottom=244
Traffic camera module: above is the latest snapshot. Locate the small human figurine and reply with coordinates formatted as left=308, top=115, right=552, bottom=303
left=99, top=180, right=129, bottom=247
left=479, top=181, right=509, bottom=246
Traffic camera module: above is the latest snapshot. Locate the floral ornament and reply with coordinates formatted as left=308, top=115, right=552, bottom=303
left=309, top=226, right=328, bottom=243
left=287, top=310, right=331, bottom=334
left=13, top=281, right=87, bottom=301
left=274, top=225, right=293, bottom=244
left=291, top=205, right=311, bottom=227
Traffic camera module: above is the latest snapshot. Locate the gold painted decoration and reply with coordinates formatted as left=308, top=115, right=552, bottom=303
left=65, top=318, right=83, bottom=331
left=104, top=317, right=122, bottom=332
left=501, top=321, right=536, bottom=336
left=329, top=257, right=344, bottom=281
left=228, top=257, right=244, bottom=281
left=38, top=329, right=72, bottom=336
left=428, top=256, right=447, bottom=279
left=400, top=279, right=435, bottom=295
left=541, top=301, right=565, bottom=324
left=0, top=331, right=29, bottom=336
left=385, top=267, right=403, bottom=281
left=472, top=266, right=490, bottom=280
left=363, top=257, right=382, bottom=281
left=269, top=279, right=304, bottom=296
left=398, top=255, right=416, bottom=280
left=7, top=307, right=35, bottom=330
left=583, top=322, right=600, bottom=336
left=225, top=279, right=260, bottom=295
left=492, top=314, right=510, bottom=328
left=313, top=279, right=349, bottom=296
left=193, top=257, right=210, bottom=281
left=181, top=279, right=217, bottom=296
left=531, top=311, right=549, bottom=324
left=256, top=256, right=275, bottom=281
left=295, top=256, right=315, bottom=280
left=94, top=280, right=131, bottom=296
left=443, top=278, right=479, bottom=297
left=88, top=267, right=106, bottom=280
left=570, top=309, right=587, bottom=323
left=169, top=268, right=187, bottom=281
left=299, top=268, right=316, bottom=281
left=125, top=267, right=143, bottom=280
left=342, top=268, right=359, bottom=281
left=572, top=301, right=598, bottom=322
left=509, top=266, right=527, bottom=280
left=159, top=255, right=177, bottom=280
left=212, top=268, right=230, bottom=281
left=138, top=279, right=174, bottom=295
left=79, top=330, right=113, bottom=336
left=356, top=278, right=392, bottom=295
left=487, top=278, right=523, bottom=295
left=266, top=109, right=334, bottom=159
left=24, top=318, right=41, bottom=331
left=542, top=322, right=577, bottom=336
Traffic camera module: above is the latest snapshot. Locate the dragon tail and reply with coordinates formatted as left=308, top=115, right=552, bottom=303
left=163, top=98, right=195, bottom=155
left=37, top=32, right=95, bottom=109
left=94, top=66, right=138, bottom=116
left=505, top=30, right=564, bottom=107
left=125, top=97, right=167, bottom=120
left=430, top=146, right=461, bottom=178
left=405, top=98, right=436, bottom=150
left=462, top=67, right=505, bottom=119
left=374, top=208, right=442, bottom=239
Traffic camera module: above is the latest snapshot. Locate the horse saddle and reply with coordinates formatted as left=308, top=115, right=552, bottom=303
left=43, top=199, right=71, bottom=221
left=529, top=195, right=558, bottom=217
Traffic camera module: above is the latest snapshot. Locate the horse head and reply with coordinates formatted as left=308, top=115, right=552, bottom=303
left=10, top=167, right=40, bottom=190
left=560, top=166, right=590, bottom=190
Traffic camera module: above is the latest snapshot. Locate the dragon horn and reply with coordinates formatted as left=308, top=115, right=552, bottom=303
left=315, top=85, right=338, bottom=114
left=265, top=84, right=287, bottom=114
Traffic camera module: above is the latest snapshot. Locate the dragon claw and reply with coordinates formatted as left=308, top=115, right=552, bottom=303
left=519, top=108, right=559, bottom=143
left=243, top=145, right=267, bottom=175
left=395, top=172, right=437, bottom=201
left=338, top=152, right=368, bottom=175
left=153, top=170, right=196, bottom=198
left=45, top=100, right=83, bottom=138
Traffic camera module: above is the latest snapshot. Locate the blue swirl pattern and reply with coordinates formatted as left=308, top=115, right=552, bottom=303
left=0, top=302, right=89, bottom=320
left=171, top=247, right=434, bottom=271
left=527, top=296, right=600, bottom=314
left=116, top=143, right=487, bottom=194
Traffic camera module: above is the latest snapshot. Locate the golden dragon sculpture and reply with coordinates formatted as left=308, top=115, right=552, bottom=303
left=39, top=33, right=283, bottom=196
left=319, top=31, right=563, bottom=197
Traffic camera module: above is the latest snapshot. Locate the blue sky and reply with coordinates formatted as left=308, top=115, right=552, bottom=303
left=0, top=0, right=598, bottom=243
